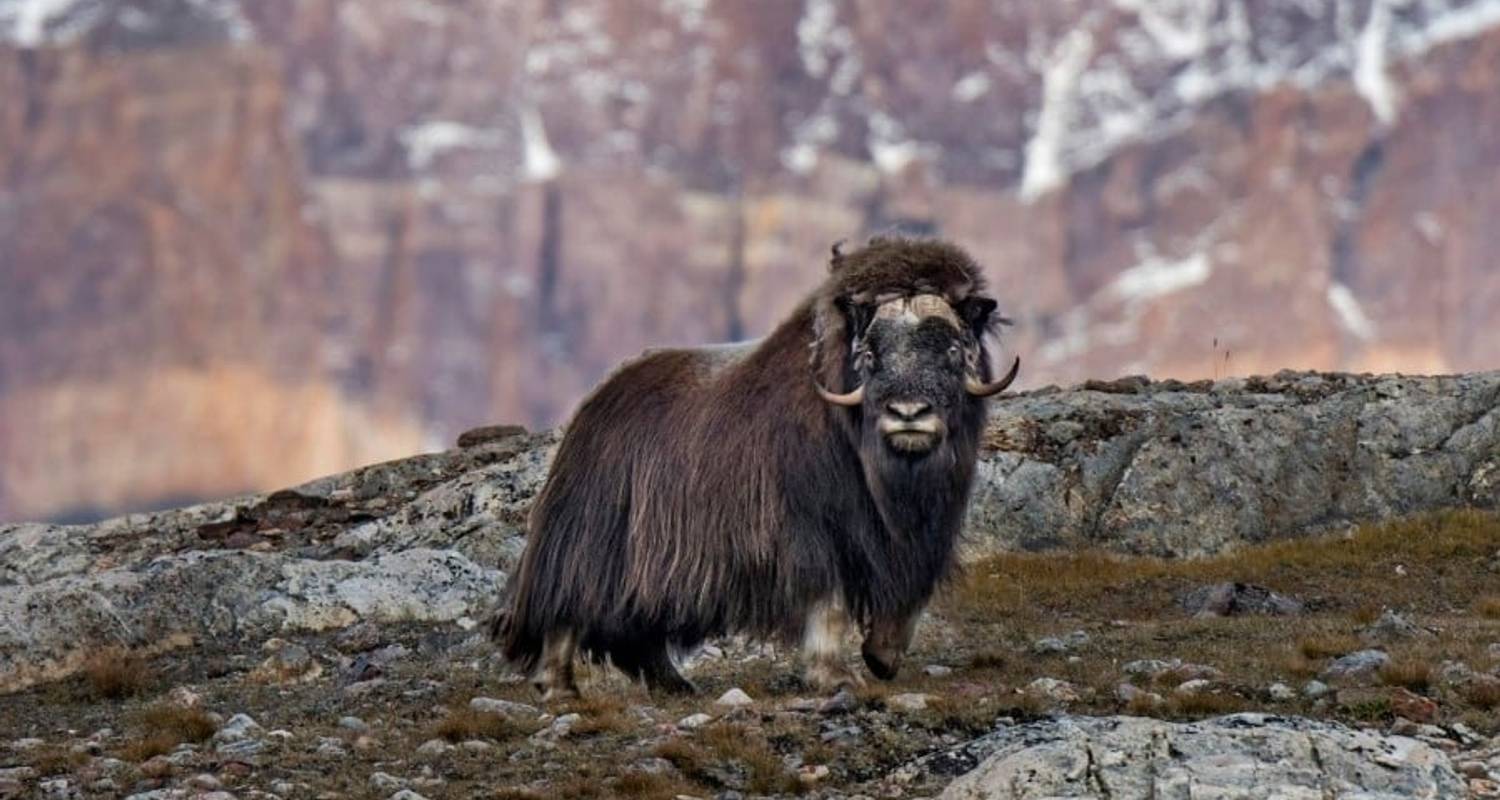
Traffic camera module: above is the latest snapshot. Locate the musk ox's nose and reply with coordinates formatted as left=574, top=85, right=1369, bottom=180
left=886, top=400, right=932, bottom=421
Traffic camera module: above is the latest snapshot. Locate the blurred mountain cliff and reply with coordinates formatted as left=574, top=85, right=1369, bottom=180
left=3, top=0, right=1499, bottom=521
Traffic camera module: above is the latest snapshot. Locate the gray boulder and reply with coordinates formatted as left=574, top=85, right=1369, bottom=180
left=938, top=714, right=1464, bottom=799
left=971, top=370, right=1500, bottom=556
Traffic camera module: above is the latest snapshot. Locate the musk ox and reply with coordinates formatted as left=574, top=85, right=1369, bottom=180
left=493, top=236, right=1018, bottom=699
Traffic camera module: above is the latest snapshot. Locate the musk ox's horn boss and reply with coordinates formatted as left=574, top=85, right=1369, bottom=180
left=493, top=236, right=1018, bottom=699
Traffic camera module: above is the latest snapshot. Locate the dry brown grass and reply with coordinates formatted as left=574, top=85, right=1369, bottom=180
left=654, top=722, right=801, bottom=795
left=1166, top=692, right=1249, bottom=717
left=82, top=647, right=152, bottom=700
left=27, top=746, right=89, bottom=777
left=136, top=703, right=218, bottom=743
left=1377, top=660, right=1434, bottom=693
left=1475, top=596, right=1500, bottom=620
left=119, top=732, right=178, bottom=763
left=612, top=770, right=703, bottom=799
left=490, top=788, right=546, bottom=800
left=560, top=693, right=634, bottom=737
left=968, top=651, right=1008, bottom=670
left=1298, top=634, right=1362, bottom=660
left=1466, top=679, right=1500, bottom=710
left=429, top=708, right=540, bottom=743
left=946, top=509, right=1500, bottom=622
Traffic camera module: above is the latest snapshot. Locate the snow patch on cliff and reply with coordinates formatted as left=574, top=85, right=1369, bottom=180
left=520, top=108, right=562, bottom=182
left=1327, top=283, right=1377, bottom=341
left=1110, top=252, right=1213, bottom=302
left=399, top=121, right=504, bottom=172
left=1355, top=0, right=1399, bottom=126
left=1021, top=29, right=1094, bottom=202
left=3, top=0, right=84, bottom=46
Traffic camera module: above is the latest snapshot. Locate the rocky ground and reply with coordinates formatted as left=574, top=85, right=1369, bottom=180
left=2, top=372, right=1499, bottom=798
left=2, top=508, right=1499, bottom=799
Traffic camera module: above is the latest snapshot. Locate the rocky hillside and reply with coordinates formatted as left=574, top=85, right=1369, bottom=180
left=3, top=369, right=1496, bottom=693
left=4, top=0, right=1500, bottom=523
left=3, top=371, right=1500, bottom=798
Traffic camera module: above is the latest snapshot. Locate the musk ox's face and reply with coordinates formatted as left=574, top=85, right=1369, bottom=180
left=819, top=293, right=1018, bottom=456
left=860, top=313, right=967, bottom=454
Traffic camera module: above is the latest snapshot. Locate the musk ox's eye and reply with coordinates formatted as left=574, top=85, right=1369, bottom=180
left=946, top=343, right=962, bottom=363
left=854, top=347, right=875, bottom=371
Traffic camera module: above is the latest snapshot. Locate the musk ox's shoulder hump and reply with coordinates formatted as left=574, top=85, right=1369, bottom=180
left=640, top=339, right=762, bottom=380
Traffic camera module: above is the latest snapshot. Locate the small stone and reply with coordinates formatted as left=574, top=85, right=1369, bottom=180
left=460, top=740, right=493, bottom=753
left=1174, top=679, right=1213, bottom=696
left=1389, top=688, right=1439, bottom=723
left=1115, top=683, right=1164, bottom=709
left=715, top=688, right=753, bottom=709
left=1322, top=649, right=1391, bottom=681
left=216, top=737, right=267, bottom=758
left=250, top=641, right=322, bottom=685
left=820, top=725, right=861, bottom=744
left=1438, top=661, right=1475, bottom=686
left=212, top=714, right=262, bottom=744
left=456, top=424, right=527, bottom=448
left=1180, top=582, right=1303, bottom=617
left=1459, top=761, right=1490, bottom=779
left=166, top=687, right=202, bottom=709
left=1023, top=678, right=1080, bottom=705
left=818, top=689, right=859, bottom=715
left=1032, top=631, right=1090, bottom=655
left=313, top=737, right=348, bottom=758
left=798, top=764, right=830, bottom=785
left=886, top=693, right=932, bottom=712
left=1302, top=680, right=1332, bottom=699
left=139, top=757, right=174, bottom=779
left=1268, top=682, right=1296, bottom=701
left=469, top=697, right=540, bottom=718
left=633, top=757, right=676, bottom=775
left=9, top=739, right=43, bottom=751
left=923, top=665, right=953, bottom=677
left=1360, top=610, right=1435, bottom=642
left=1122, top=659, right=1182, bottom=678
left=338, top=716, right=369, bottom=733
left=37, top=778, right=71, bottom=797
left=185, top=774, right=223, bottom=790
left=389, top=791, right=431, bottom=800
left=370, top=771, right=406, bottom=791
left=533, top=713, right=581, bottom=741
left=416, top=739, right=454, bottom=758
left=677, top=713, right=713, bottom=730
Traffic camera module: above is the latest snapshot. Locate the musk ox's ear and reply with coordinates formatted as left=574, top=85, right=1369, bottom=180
left=957, top=296, right=1002, bottom=339
left=828, top=239, right=849, bottom=272
left=835, top=295, right=875, bottom=345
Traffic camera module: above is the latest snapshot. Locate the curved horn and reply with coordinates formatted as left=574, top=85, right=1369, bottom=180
left=965, top=356, right=1021, bottom=398
left=816, top=382, right=866, bottom=407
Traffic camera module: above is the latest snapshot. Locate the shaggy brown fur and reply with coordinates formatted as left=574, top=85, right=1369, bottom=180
left=493, top=236, right=1010, bottom=694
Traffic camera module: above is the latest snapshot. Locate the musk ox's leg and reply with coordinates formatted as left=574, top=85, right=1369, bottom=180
left=801, top=594, right=864, bottom=692
left=535, top=628, right=580, bottom=702
left=861, top=608, right=923, bottom=681
left=612, top=641, right=698, bottom=695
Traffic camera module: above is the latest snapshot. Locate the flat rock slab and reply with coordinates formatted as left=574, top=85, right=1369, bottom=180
left=939, top=714, right=1463, bottom=799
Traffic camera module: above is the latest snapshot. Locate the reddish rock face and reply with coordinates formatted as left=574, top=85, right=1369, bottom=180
left=2, top=0, right=1499, bottom=521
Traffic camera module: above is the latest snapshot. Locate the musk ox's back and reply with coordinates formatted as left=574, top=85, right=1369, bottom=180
left=495, top=236, right=1015, bottom=697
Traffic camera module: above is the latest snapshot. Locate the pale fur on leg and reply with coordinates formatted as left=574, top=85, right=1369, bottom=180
left=802, top=592, right=864, bottom=692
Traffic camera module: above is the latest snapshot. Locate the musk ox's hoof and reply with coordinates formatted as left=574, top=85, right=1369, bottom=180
left=540, top=686, right=580, bottom=703
left=863, top=650, right=900, bottom=681
left=806, top=662, right=866, bottom=694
